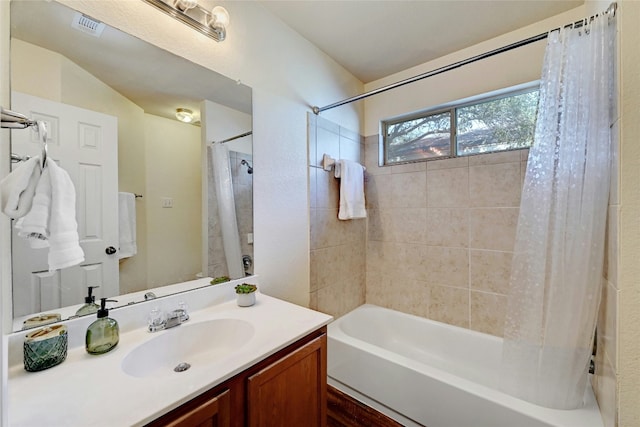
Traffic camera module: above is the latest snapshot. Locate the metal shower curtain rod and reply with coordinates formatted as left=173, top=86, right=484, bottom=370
left=212, top=131, right=252, bottom=145
left=312, top=2, right=617, bottom=115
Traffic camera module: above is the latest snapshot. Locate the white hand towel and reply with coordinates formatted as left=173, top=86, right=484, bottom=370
left=0, top=156, right=41, bottom=219
left=46, top=160, right=84, bottom=271
left=14, top=166, right=51, bottom=249
left=118, top=192, right=137, bottom=259
left=334, top=159, right=366, bottom=220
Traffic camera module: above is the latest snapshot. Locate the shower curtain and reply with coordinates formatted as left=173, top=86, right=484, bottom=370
left=501, top=11, right=616, bottom=409
left=210, top=143, right=245, bottom=279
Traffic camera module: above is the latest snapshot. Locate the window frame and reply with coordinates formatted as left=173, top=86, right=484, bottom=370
left=381, top=82, right=539, bottom=166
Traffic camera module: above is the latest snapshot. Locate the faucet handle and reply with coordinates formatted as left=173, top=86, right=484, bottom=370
left=147, top=307, right=166, bottom=332
left=173, top=301, right=189, bottom=323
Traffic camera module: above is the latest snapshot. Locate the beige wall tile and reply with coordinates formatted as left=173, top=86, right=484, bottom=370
left=308, top=117, right=317, bottom=167
left=364, top=135, right=388, bottom=175
left=316, top=168, right=339, bottom=209
left=316, top=126, right=339, bottom=168
left=469, top=162, right=522, bottom=207
left=470, top=249, right=513, bottom=294
left=309, top=166, right=317, bottom=209
left=367, top=208, right=384, bottom=242
left=468, top=150, right=521, bottom=166
left=470, top=291, right=507, bottom=337
left=391, top=171, right=427, bottom=208
left=312, top=208, right=342, bottom=249
left=315, top=246, right=343, bottom=291
left=390, top=208, right=427, bottom=243
left=309, top=290, right=318, bottom=310
left=429, top=285, right=469, bottom=328
left=469, top=208, right=519, bottom=251
left=340, top=139, right=361, bottom=164
left=427, top=167, right=469, bottom=207
left=424, top=246, right=469, bottom=287
left=365, top=174, right=393, bottom=208
left=310, top=249, right=318, bottom=292
left=426, top=208, right=469, bottom=247
left=391, top=161, right=426, bottom=174
left=426, top=156, right=469, bottom=171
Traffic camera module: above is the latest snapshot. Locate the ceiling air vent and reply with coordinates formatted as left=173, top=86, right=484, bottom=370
left=71, top=12, right=106, bottom=38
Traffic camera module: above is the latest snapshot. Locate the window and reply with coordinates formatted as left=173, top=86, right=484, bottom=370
left=383, top=85, right=539, bottom=165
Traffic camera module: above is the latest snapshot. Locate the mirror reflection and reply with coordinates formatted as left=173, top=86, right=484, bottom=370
left=9, top=1, right=253, bottom=331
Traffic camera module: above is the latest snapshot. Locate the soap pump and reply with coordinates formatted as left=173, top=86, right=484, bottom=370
left=75, top=286, right=100, bottom=316
left=85, top=298, right=119, bottom=355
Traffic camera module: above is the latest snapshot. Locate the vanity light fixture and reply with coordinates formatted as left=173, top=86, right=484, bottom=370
left=142, top=0, right=230, bottom=42
left=175, top=108, right=195, bottom=123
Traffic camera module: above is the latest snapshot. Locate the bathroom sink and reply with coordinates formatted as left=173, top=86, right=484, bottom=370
left=121, top=319, right=255, bottom=378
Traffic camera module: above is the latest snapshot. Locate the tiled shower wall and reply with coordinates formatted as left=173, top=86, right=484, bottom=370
left=308, top=120, right=619, bottom=394
left=308, top=114, right=366, bottom=318
left=207, top=150, right=254, bottom=278
left=364, top=140, right=526, bottom=336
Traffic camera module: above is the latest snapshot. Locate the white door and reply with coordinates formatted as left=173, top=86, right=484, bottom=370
left=11, top=92, right=119, bottom=316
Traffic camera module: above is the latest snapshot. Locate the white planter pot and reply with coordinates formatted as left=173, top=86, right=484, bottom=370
left=236, top=292, right=256, bottom=307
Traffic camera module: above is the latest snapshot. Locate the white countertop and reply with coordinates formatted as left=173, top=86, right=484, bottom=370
left=8, top=291, right=332, bottom=427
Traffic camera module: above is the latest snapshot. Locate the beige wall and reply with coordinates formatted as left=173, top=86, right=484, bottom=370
left=144, top=114, right=202, bottom=287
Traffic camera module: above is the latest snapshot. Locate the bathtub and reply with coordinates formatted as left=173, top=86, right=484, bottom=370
left=327, top=304, right=603, bottom=427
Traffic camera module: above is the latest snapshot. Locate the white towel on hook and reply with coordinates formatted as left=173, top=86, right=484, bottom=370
left=14, top=166, right=51, bottom=248
left=46, top=160, right=84, bottom=271
left=0, top=156, right=42, bottom=219
left=334, top=159, right=367, bottom=220
left=118, top=192, right=137, bottom=259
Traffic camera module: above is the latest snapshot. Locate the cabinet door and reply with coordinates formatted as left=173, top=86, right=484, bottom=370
left=163, top=389, right=231, bottom=427
left=247, top=334, right=327, bottom=427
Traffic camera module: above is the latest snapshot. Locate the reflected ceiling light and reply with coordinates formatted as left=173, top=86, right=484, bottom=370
left=175, top=108, right=195, bottom=123
left=142, top=0, right=230, bottom=42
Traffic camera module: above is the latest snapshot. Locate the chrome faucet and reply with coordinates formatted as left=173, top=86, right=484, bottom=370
left=147, top=303, right=189, bottom=332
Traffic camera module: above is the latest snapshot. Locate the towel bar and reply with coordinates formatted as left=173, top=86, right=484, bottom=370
left=322, top=154, right=366, bottom=172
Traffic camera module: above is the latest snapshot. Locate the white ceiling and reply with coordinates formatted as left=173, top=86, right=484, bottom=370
left=260, top=0, right=584, bottom=83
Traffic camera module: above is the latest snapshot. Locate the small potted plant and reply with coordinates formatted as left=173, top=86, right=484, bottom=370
left=235, top=283, right=257, bottom=307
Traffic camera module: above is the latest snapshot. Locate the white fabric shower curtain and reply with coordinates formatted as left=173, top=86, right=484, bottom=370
left=211, top=143, right=245, bottom=279
left=501, top=12, right=616, bottom=409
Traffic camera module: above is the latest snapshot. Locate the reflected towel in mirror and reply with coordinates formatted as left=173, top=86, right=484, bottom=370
left=118, top=192, right=137, bottom=259
left=0, top=156, right=42, bottom=219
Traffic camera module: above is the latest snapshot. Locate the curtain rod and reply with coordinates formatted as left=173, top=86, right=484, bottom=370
left=312, top=2, right=617, bottom=115
left=211, top=131, right=252, bottom=144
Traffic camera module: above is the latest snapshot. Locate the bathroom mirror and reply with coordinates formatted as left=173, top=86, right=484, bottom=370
left=9, top=1, right=253, bottom=331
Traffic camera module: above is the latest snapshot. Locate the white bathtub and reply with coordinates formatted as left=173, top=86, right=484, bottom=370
left=327, top=304, right=603, bottom=427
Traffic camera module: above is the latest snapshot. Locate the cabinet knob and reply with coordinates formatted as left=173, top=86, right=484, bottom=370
left=105, top=246, right=117, bottom=255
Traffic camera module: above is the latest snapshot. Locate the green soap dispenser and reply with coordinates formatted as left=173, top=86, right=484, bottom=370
left=85, top=298, right=119, bottom=355
left=75, top=286, right=100, bottom=316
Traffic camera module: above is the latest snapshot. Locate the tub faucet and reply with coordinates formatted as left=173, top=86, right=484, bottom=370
left=147, top=303, right=189, bottom=332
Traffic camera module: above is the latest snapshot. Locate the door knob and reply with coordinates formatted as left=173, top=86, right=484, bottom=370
left=105, top=246, right=117, bottom=255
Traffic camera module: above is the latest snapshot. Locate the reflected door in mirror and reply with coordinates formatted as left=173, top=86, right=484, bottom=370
left=12, top=92, right=119, bottom=317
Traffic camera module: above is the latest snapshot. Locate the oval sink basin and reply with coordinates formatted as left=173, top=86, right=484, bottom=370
left=121, top=319, right=254, bottom=378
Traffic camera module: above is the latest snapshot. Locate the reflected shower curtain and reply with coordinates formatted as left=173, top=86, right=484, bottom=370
left=501, top=12, right=615, bottom=409
left=211, top=143, right=245, bottom=279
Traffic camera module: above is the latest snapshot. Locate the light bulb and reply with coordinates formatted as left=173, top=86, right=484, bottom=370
left=175, top=108, right=194, bottom=123
left=211, top=6, right=229, bottom=26
left=174, top=0, right=198, bottom=12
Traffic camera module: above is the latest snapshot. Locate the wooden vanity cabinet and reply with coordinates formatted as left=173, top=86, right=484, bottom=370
left=147, top=327, right=327, bottom=427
